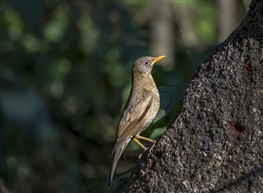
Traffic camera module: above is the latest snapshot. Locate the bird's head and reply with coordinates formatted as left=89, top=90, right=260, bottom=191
left=132, top=56, right=165, bottom=76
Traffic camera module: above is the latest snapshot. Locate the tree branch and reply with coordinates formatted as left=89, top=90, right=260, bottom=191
left=117, top=0, right=263, bottom=192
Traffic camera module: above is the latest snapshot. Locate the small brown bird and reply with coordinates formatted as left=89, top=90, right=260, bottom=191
left=108, top=56, right=165, bottom=186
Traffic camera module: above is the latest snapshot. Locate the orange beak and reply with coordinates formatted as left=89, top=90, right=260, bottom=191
left=152, top=55, right=166, bottom=65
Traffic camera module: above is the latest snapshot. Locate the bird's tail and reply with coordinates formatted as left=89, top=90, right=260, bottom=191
left=108, top=138, right=130, bottom=187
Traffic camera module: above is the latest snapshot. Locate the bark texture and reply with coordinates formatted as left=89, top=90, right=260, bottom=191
left=117, top=0, right=263, bottom=192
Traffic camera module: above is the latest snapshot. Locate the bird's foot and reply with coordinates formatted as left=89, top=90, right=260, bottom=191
left=148, top=142, right=156, bottom=155
left=138, top=143, right=156, bottom=158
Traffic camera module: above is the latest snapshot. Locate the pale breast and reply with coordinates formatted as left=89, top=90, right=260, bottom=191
left=140, top=88, right=160, bottom=133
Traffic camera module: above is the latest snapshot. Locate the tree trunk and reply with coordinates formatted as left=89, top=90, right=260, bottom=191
left=117, top=0, right=263, bottom=192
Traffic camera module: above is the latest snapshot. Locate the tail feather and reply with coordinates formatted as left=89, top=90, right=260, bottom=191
left=108, top=138, right=130, bottom=187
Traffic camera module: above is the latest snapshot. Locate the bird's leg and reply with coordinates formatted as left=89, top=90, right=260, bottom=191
left=135, top=135, right=156, bottom=144
left=135, top=135, right=156, bottom=154
left=133, top=138, right=146, bottom=150
left=133, top=138, right=147, bottom=159
left=134, top=136, right=157, bottom=158
left=149, top=142, right=156, bottom=153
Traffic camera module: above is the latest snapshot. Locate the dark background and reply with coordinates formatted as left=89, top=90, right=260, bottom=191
left=0, top=1, right=249, bottom=193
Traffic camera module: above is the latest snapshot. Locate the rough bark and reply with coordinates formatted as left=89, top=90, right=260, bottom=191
left=117, top=0, right=263, bottom=192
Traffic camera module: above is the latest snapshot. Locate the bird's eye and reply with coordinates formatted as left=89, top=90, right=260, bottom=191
left=144, top=61, right=150, bottom=65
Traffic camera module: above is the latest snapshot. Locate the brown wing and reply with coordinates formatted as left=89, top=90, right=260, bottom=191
left=109, top=89, right=153, bottom=185
left=117, top=89, right=153, bottom=139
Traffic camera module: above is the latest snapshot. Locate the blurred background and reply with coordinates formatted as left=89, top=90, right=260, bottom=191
left=0, top=1, right=249, bottom=193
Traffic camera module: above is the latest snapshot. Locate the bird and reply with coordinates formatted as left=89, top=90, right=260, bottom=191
left=108, top=55, right=165, bottom=186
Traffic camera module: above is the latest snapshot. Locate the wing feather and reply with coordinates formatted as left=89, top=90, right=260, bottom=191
left=117, top=89, right=153, bottom=138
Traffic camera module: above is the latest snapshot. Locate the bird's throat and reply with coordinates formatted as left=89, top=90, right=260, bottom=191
left=132, top=72, right=156, bottom=89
